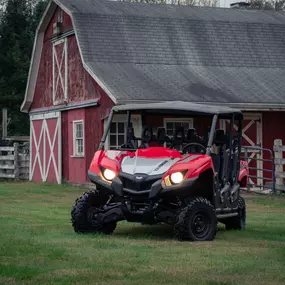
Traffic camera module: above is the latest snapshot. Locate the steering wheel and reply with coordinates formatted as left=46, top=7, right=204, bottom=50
left=182, top=142, right=207, bottom=154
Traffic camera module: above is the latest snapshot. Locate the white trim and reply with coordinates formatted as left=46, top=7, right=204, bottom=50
left=31, top=112, right=60, bottom=121
left=163, top=118, right=194, bottom=137
left=30, top=100, right=99, bottom=115
left=29, top=118, right=33, bottom=181
left=104, top=114, right=142, bottom=150
left=64, top=37, right=68, bottom=101
left=72, top=120, right=85, bottom=157
left=53, top=37, right=68, bottom=105
left=58, top=113, right=62, bottom=184
left=30, top=111, right=62, bottom=184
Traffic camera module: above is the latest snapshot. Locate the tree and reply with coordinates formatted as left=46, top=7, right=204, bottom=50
left=0, top=0, right=47, bottom=136
left=249, top=0, right=285, bottom=10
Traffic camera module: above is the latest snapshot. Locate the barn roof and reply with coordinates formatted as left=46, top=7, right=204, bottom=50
left=21, top=0, right=285, bottom=112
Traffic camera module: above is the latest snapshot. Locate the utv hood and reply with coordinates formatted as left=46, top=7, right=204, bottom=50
left=121, top=157, right=180, bottom=176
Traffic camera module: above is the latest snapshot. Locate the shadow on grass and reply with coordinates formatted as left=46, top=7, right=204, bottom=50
left=114, top=223, right=174, bottom=240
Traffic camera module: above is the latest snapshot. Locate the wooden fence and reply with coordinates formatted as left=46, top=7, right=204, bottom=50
left=273, top=139, right=285, bottom=192
left=0, top=143, right=29, bottom=180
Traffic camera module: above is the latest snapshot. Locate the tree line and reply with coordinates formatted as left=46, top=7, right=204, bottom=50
left=0, top=0, right=283, bottom=137
left=0, top=0, right=47, bottom=136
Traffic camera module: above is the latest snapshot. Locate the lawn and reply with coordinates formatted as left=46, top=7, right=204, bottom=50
left=0, top=182, right=285, bottom=285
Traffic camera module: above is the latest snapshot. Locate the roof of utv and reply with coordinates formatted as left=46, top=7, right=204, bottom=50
left=113, top=101, right=243, bottom=119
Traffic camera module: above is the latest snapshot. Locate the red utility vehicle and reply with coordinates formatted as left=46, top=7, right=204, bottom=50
left=71, top=102, right=248, bottom=241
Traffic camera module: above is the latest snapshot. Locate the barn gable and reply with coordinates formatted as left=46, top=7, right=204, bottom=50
left=23, top=0, right=285, bottom=113
left=21, top=0, right=116, bottom=113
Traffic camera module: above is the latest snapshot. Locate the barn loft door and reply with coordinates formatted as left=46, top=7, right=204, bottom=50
left=53, top=38, right=68, bottom=105
left=220, top=113, right=262, bottom=186
left=30, top=112, right=62, bottom=184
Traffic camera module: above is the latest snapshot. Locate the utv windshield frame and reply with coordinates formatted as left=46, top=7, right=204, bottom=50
left=99, top=101, right=243, bottom=157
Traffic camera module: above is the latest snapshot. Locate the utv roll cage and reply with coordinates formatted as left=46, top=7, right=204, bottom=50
left=99, top=101, right=243, bottom=154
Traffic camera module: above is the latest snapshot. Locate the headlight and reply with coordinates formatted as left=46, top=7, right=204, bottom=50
left=170, top=172, right=184, bottom=184
left=103, top=169, right=116, bottom=181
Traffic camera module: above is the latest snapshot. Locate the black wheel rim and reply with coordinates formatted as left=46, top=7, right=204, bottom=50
left=190, top=211, right=211, bottom=239
left=87, top=207, right=103, bottom=229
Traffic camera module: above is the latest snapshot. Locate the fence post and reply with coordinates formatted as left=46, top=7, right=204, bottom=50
left=14, top=142, right=19, bottom=180
left=274, top=139, right=283, bottom=193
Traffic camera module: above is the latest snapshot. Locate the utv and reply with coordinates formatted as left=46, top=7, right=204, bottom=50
left=71, top=101, right=249, bottom=241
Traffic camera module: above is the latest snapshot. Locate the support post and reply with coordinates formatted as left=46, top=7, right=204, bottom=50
left=14, top=142, right=19, bottom=180
left=274, top=139, right=284, bottom=193
left=2, top=108, right=7, bottom=139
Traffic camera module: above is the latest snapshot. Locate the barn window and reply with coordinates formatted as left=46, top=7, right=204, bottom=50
left=73, top=120, right=84, bottom=156
left=109, top=122, right=126, bottom=149
left=164, top=118, right=193, bottom=137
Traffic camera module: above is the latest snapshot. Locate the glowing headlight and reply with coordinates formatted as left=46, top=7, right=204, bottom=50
left=170, top=172, right=184, bottom=184
left=103, top=169, right=116, bottom=181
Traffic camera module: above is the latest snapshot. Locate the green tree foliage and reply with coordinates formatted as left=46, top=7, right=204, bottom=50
left=0, top=0, right=47, bottom=136
left=249, top=0, right=285, bottom=10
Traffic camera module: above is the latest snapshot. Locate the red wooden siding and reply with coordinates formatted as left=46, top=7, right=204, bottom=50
left=262, top=111, right=285, bottom=182
left=85, top=95, right=115, bottom=175
left=31, top=9, right=101, bottom=111
left=44, top=7, right=73, bottom=41
left=60, top=92, right=114, bottom=184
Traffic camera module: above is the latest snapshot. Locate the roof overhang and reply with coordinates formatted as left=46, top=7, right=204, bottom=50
left=113, top=101, right=243, bottom=119
left=116, top=100, right=285, bottom=112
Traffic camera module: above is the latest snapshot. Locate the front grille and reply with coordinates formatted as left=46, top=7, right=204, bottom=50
left=120, top=176, right=160, bottom=191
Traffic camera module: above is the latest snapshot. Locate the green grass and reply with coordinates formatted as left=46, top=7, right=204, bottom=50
left=0, top=182, right=285, bottom=285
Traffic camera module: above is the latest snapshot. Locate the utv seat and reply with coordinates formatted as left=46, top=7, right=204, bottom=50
left=211, top=130, right=228, bottom=175
left=156, top=127, right=171, bottom=146
left=213, top=129, right=230, bottom=183
left=171, top=126, right=185, bottom=150
left=140, top=125, right=153, bottom=148
left=186, top=128, right=205, bottom=145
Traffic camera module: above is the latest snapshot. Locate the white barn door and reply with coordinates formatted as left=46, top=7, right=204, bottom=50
left=220, top=113, right=263, bottom=186
left=30, top=112, right=62, bottom=184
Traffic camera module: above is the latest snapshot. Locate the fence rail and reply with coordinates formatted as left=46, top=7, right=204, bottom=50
left=241, top=146, right=275, bottom=194
left=0, top=143, right=29, bottom=180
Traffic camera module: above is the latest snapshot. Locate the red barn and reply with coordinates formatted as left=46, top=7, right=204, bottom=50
left=21, top=0, right=285, bottom=186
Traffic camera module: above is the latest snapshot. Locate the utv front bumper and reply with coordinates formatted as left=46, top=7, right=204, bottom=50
left=88, top=171, right=197, bottom=199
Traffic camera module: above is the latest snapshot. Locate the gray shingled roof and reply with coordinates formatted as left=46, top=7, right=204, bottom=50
left=58, top=0, right=285, bottom=105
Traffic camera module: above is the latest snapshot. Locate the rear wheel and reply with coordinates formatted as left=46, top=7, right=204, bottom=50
left=71, top=190, right=117, bottom=234
left=224, top=196, right=246, bottom=230
left=174, top=197, right=217, bottom=241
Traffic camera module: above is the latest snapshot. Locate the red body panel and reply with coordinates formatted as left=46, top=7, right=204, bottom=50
left=89, top=147, right=249, bottom=185
left=89, top=147, right=215, bottom=178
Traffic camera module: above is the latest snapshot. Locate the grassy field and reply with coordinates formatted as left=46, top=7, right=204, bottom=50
left=0, top=182, right=285, bottom=285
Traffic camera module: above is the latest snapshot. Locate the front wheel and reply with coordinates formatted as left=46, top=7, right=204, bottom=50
left=174, top=197, right=217, bottom=241
left=71, top=190, right=117, bottom=234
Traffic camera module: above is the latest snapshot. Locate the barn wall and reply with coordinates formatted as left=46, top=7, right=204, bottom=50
left=262, top=111, right=285, bottom=180
left=31, top=7, right=103, bottom=111
left=61, top=108, right=87, bottom=184
left=85, top=94, right=115, bottom=177
left=60, top=93, right=114, bottom=184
